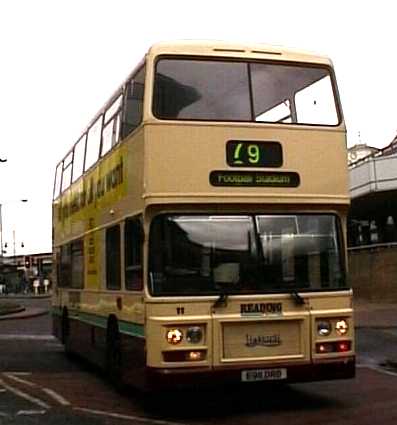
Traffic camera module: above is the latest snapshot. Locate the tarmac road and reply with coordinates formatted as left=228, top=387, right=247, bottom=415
left=0, top=296, right=396, bottom=425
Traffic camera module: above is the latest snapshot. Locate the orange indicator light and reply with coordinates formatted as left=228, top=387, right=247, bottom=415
left=188, top=351, right=203, bottom=361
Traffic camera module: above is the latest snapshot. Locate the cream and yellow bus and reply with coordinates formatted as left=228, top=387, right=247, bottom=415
left=52, top=41, right=354, bottom=390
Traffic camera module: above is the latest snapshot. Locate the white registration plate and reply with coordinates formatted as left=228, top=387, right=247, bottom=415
left=241, top=368, right=287, bottom=382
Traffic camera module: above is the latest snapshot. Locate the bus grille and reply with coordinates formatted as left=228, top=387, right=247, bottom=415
left=222, top=320, right=303, bottom=360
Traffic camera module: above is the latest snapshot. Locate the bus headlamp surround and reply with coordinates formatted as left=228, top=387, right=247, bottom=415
left=166, top=328, right=183, bottom=345
left=317, top=320, right=332, bottom=337
left=186, top=326, right=203, bottom=344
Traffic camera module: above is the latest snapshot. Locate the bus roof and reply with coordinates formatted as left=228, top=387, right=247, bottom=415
left=147, top=40, right=333, bottom=66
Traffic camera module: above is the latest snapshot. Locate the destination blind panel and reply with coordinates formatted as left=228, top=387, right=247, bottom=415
left=210, top=171, right=300, bottom=187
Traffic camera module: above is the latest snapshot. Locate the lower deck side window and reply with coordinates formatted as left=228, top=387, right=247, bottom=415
left=125, top=217, right=143, bottom=290
left=106, top=225, right=121, bottom=290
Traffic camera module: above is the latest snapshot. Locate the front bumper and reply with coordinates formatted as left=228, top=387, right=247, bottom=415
left=145, top=357, right=355, bottom=390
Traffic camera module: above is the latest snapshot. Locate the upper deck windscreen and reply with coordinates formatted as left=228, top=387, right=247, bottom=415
left=153, top=58, right=340, bottom=126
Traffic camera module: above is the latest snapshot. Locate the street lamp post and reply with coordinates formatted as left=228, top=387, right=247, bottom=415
left=0, top=199, right=28, bottom=264
left=0, top=204, right=3, bottom=264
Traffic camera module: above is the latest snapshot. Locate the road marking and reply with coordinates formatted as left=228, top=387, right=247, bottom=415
left=0, top=379, right=50, bottom=410
left=74, top=407, right=189, bottom=425
left=358, top=364, right=397, bottom=377
left=0, top=334, right=55, bottom=340
left=16, top=410, right=46, bottom=416
left=2, top=373, right=71, bottom=407
left=42, top=388, right=71, bottom=406
left=3, top=373, right=37, bottom=388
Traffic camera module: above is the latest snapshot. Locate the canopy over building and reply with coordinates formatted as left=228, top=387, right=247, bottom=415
left=348, top=135, right=397, bottom=246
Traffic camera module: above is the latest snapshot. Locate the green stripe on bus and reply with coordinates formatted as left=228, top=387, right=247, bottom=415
left=53, top=308, right=145, bottom=338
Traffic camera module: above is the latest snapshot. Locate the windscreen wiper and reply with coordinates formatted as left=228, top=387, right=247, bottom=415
left=290, top=289, right=305, bottom=305
left=212, top=290, right=229, bottom=309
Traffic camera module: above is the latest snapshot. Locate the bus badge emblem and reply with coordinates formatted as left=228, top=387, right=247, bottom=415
left=245, top=334, right=282, bottom=347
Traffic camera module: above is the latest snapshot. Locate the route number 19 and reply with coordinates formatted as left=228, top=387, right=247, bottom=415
left=226, top=141, right=283, bottom=168
left=233, top=143, right=260, bottom=164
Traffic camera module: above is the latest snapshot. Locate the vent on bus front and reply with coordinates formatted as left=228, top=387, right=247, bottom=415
left=213, top=48, right=246, bottom=53
left=250, top=50, right=282, bottom=56
left=212, top=48, right=283, bottom=56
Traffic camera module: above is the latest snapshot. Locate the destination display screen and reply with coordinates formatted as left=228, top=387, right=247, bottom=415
left=210, top=171, right=300, bottom=187
left=226, top=141, right=283, bottom=168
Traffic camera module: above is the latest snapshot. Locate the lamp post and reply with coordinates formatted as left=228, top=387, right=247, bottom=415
left=0, top=199, right=28, bottom=264
left=0, top=204, right=3, bottom=264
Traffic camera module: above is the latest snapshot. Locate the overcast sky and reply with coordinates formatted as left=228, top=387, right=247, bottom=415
left=0, top=0, right=396, bottom=255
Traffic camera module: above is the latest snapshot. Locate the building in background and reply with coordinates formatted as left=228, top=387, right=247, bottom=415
left=348, top=134, right=397, bottom=302
left=348, top=143, right=380, bottom=166
left=348, top=134, right=397, bottom=247
left=0, top=252, right=52, bottom=294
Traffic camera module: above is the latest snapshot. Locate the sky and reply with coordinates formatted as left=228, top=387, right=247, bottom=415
left=0, top=0, right=396, bottom=255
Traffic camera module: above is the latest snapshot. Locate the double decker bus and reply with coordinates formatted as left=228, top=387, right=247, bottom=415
left=52, top=41, right=354, bottom=390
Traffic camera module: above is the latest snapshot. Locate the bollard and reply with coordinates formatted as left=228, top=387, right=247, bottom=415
left=33, top=280, right=40, bottom=295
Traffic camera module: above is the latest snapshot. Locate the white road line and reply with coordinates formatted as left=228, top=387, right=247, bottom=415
left=0, top=335, right=55, bottom=340
left=74, top=407, right=189, bottom=425
left=3, top=373, right=37, bottom=388
left=2, top=373, right=71, bottom=407
left=16, top=410, right=46, bottom=416
left=5, top=372, right=32, bottom=376
left=0, top=379, right=50, bottom=410
left=42, top=388, right=71, bottom=406
left=358, top=364, right=397, bottom=377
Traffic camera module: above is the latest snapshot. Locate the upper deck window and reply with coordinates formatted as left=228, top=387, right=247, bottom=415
left=153, top=58, right=340, bottom=126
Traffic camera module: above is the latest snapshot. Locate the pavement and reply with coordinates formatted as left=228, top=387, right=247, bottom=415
left=0, top=294, right=50, bottom=320
left=0, top=306, right=49, bottom=320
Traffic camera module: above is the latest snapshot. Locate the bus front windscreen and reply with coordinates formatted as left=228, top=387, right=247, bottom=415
left=149, top=214, right=347, bottom=296
left=153, top=58, right=340, bottom=125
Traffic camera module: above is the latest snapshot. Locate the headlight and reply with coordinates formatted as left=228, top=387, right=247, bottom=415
left=317, top=321, right=332, bottom=336
left=335, top=319, right=349, bottom=336
left=186, top=326, right=203, bottom=344
left=166, top=329, right=183, bottom=345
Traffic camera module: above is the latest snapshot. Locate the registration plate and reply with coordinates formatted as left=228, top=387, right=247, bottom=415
left=241, top=368, right=287, bottom=382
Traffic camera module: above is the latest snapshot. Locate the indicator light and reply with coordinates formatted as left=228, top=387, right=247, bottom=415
left=188, top=351, right=204, bottom=361
left=163, top=350, right=206, bottom=362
